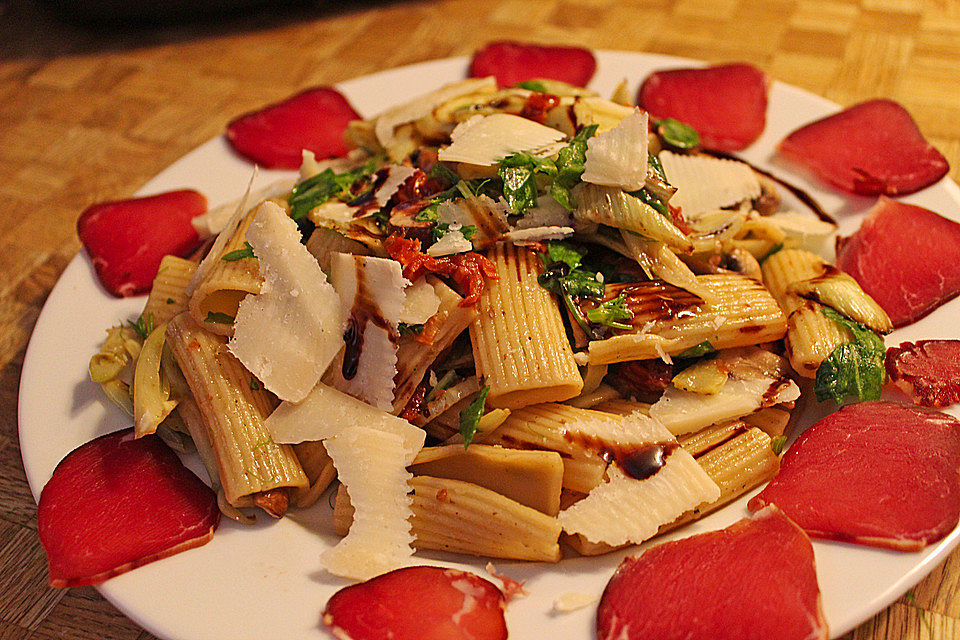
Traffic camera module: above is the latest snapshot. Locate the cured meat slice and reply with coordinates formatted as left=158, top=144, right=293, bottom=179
left=322, top=566, right=507, bottom=640
left=887, top=340, right=960, bottom=408
left=748, top=401, right=960, bottom=550
left=778, top=99, right=949, bottom=196
left=77, top=189, right=206, bottom=297
left=835, top=197, right=960, bottom=328
left=597, top=506, right=827, bottom=640
left=37, top=428, right=219, bottom=588
left=469, top=41, right=597, bottom=88
left=225, top=86, right=360, bottom=169
left=637, top=63, right=768, bottom=152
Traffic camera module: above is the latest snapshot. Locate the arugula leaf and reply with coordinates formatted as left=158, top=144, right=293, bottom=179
left=537, top=240, right=605, bottom=335
left=498, top=153, right=557, bottom=215
left=585, top=291, right=634, bottom=329
left=551, top=124, right=598, bottom=210
left=425, top=369, right=458, bottom=404
left=656, top=118, right=700, bottom=150
left=428, top=162, right=460, bottom=186
left=560, top=269, right=604, bottom=298
left=204, top=311, right=236, bottom=324
left=814, top=308, right=886, bottom=404
left=629, top=186, right=668, bottom=216
left=459, top=385, right=490, bottom=449
left=677, top=340, right=716, bottom=359
left=221, top=241, right=255, bottom=262
left=545, top=239, right=586, bottom=270
left=515, top=80, right=548, bottom=92
left=460, top=225, right=477, bottom=241
left=647, top=152, right=667, bottom=182
left=288, top=156, right=383, bottom=220
left=414, top=202, right=440, bottom=222
left=127, top=313, right=155, bottom=341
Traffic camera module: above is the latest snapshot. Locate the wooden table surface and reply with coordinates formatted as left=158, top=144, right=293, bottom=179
left=2, top=0, right=959, bottom=638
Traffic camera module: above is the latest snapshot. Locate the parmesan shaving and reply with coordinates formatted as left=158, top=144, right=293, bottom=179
left=516, top=195, right=573, bottom=229
left=320, top=426, right=417, bottom=580
left=265, top=382, right=425, bottom=458
left=438, top=114, right=566, bottom=166
left=659, top=151, right=761, bottom=218
left=427, top=227, right=473, bottom=256
left=581, top=109, right=649, bottom=191
left=228, top=200, right=345, bottom=403
left=400, top=279, right=442, bottom=325
left=503, top=226, right=575, bottom=243
left=556, top=411, right=719, bottom=546
left=329, top=254, right=408, bottom=411
left=191, top=177, right=295, bottom=238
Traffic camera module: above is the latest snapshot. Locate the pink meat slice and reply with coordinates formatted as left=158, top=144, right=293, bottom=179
left=778, top=99, right=949, bottom=196
left=323, top=566, right=507, bottom=640
left=637, top=63, right=769, bottom=152
left=597, top=506, right=827, bottom=640
left=835, top=197, right=960, bottom=328
left=226, top=86, right=360, bottom=170
left=887, top=340, right=960, bottom=408
left=469, top=41, right=597, bottom=88
left=38, top=428, right=220, bottom=588
left=748, top=401, right=960, bottom=551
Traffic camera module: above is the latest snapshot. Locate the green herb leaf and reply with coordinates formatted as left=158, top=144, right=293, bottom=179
left=166, top=298, right=175, bottom=304
left=515, top=80, right=548, bottom=92
left=460, top=225, right=477, bottom=241
left=537, top=241, right=605, bottom=336
left=647, top=152, right=667, bottom=182
left=770, top=435, right=787, bottom=456
left=221, top=241, right=256, bottom=262
left=498, top=152, right=556, bottom=216
left=758, top=242, right=785, bottom=265
left=585, top=291, right=634, bottom=329
left=398, top=322, right=424, bottom=337
left=428, top=162, right=460, bottom=186
left=545, top=240, right=586, bottom=270
left=459, top=385, right=490, bottom=449
left=814, top=308, right=886, bottom=404
left=288, top=156, right=383, bottom=220
left=657, top=118, right=700, bottom=150
left=250, top=378, right=260, bottom=391
left=551, top=124, right=598, bottom=210
left=204, top=311, right=235, bottom=324
left=677, top=340, right=716, bottom=359
left=127, top=313, right=155, bottom=341
left=628, top=187, right=668, bottom=216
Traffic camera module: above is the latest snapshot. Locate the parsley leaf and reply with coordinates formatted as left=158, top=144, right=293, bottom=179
left=127, top=313, right=155, bottom=340
left=585, top=291, right=634, bottom=329
left=498, top=153, right=557, bottom=216
left=288, top=156, right=383, bottom=220
left=656, top=118, right=700, bottom=150
left=677, top=340, right=716, bottom=359
left=221, top=241, right=255, bottom=262
left=551, top=124, right=598, bottom=210
left=459, top=385, right=490, bottom=449
left=628, top=186, right=668, bottom=216
left=205, top=311, right=235, bottom=324
left=814, top=308, right=886, bottom=404
left=398, top=322, right=424, bottom=337
left=537, top=241, right=605, bottom=335
left=515, top=80, right=548, bottom=92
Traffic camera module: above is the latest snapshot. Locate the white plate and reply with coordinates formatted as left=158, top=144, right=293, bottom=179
left=18, top=51, right=960, bottom=640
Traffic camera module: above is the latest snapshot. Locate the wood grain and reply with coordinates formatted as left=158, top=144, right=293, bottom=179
left=2, top=1, right=958, bottom=639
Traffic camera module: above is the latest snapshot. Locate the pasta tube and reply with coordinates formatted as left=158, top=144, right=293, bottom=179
left=166, top=313, right=307, bottom=512
left=143, top=255, right=198, bottom=325
left=470, top=243, right=583, bottom=409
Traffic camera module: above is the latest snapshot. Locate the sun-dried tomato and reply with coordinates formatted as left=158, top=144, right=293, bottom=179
left=384, top=234, right=498, bottom=306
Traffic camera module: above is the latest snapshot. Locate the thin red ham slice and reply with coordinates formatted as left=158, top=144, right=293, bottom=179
left=835, top=197, right=960, bottom=328
left=637, top=63, right=769, bottom=152
left=469, top=41, right=597, bottom=88
left=778, top=99, right=949, bottom=196
left=748, top=401, right=960, bottom=551
left=225, top=86, right=360, bottom=170
left=886, top=340, right=960, bottom=408
left=77, top=189, right=206, bottom=297
left=37, top=428, right=220, bottom=588
left=323, top=566, right=507, bottom=640
left=597, top=506, right=827, bottom=640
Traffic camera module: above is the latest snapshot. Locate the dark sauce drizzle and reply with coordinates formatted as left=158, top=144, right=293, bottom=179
left=341, top=264, right=400, bottom=380
left=564, top=431, right=680, bottom=481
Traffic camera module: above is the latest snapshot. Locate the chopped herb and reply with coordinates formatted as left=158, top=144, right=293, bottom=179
left=771, top=435, right=787, bottom=456
left=425, top=369, right=459, bottom=404
left=432, top=221, right=450, bottom=242
left=552, top=124, right=598, bottom=210
left=498, top=152, right=556, bottom=215
left=127, top=313, right=154, bottom=340
left=222, top=241, right=256, bottom=262
left=758, top=242, right=785, bottom=264
left=538, top=240, right=605, bottom=335
left=249, top=378, right=260, bottom=391
left=287, top=156, right=383, bottom=220
left=459, top=385, right=490, bottom=449
left=629, top=186, right=668, bottom=216
left=166, top=298, right=175, bottom=304
left=205, top=311, right=235, bottom=324
left=814, top=308, right=886, bottom=404
left=677, top=340, right=716, bottom=359
left=460, top=225, right=477, bottom=241
left=585, top=291, right=634, bottom=329
left=428, top=162, right=460, bottom=186
left=414, top=202, right=440, bottom=222
left=398, top=322, right=425, bottom=337
left=656, top=118, right=700, bottom=150
left=515, top=80, right=548, bottom=92
left=647, top=152, right=667, bottom=182
left=251, top=434, right=274, bottom=450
